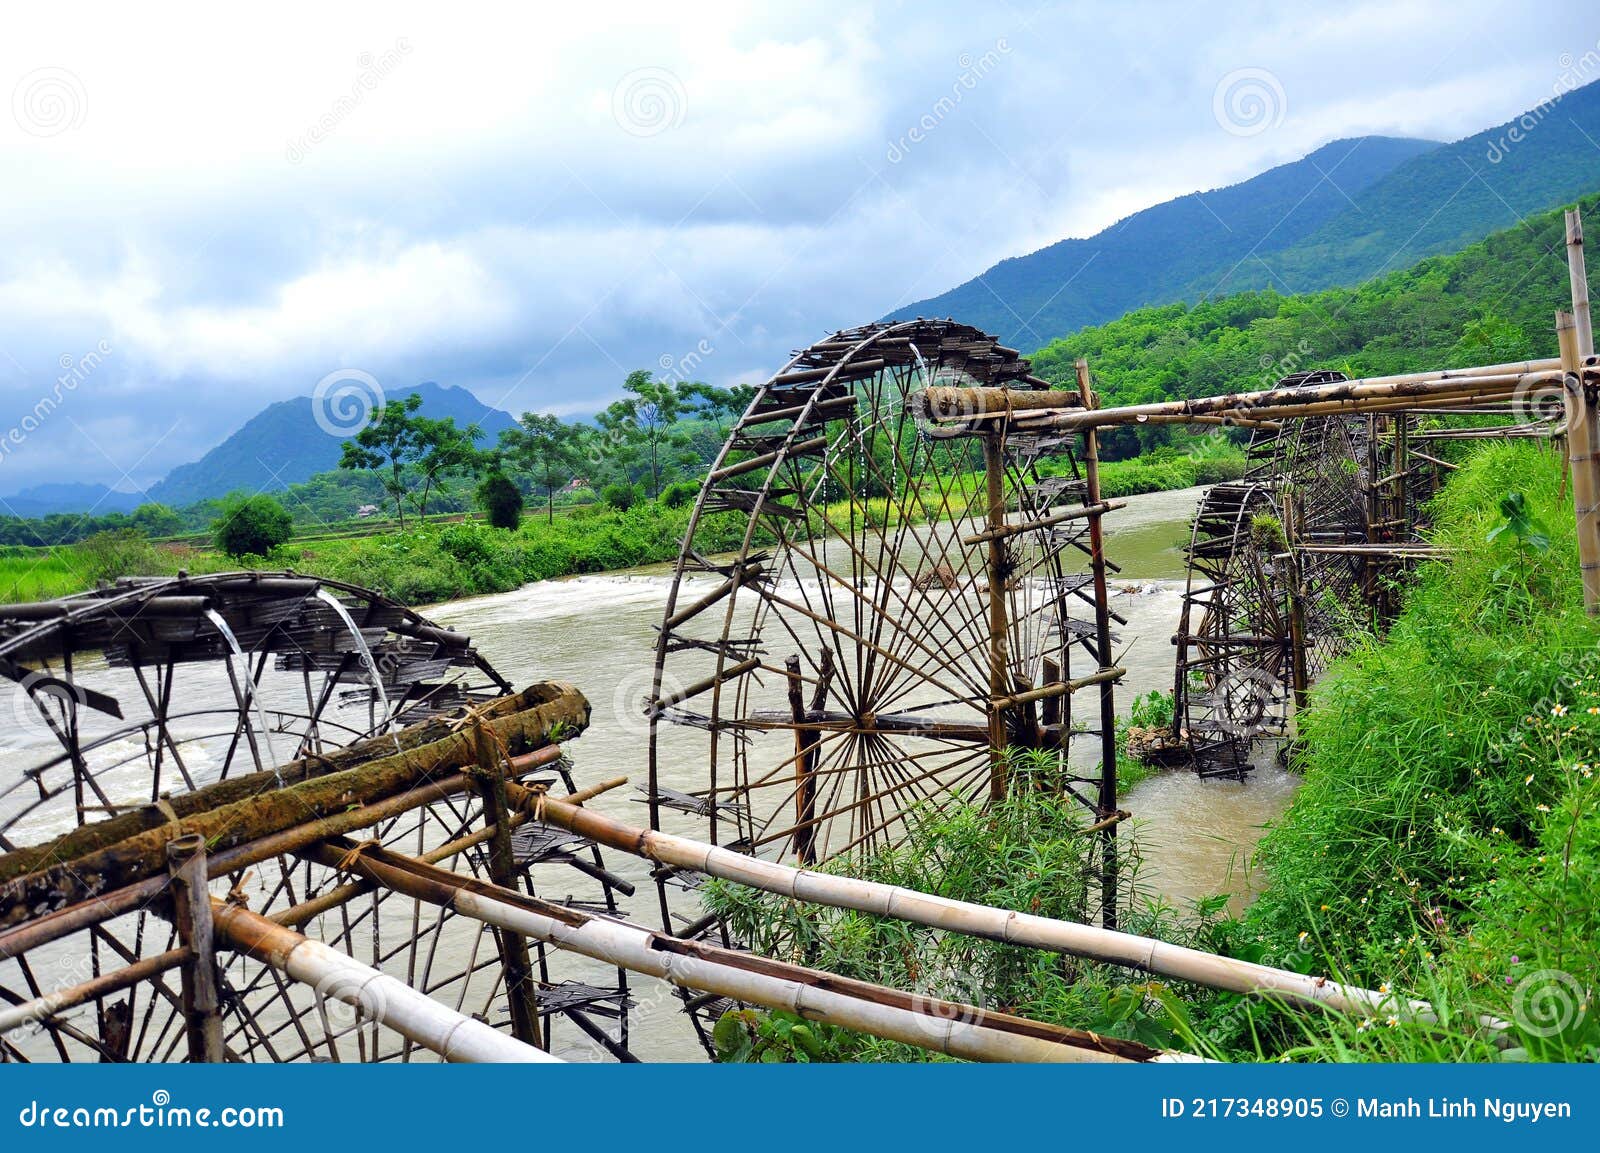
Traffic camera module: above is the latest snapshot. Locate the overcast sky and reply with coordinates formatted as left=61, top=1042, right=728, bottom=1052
left=1, top=0, right=1596, bottom=494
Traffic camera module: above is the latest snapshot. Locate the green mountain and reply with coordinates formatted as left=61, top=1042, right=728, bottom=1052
left=890, top=81, right=1600, bottom=350
left=147, top=381, right=516, bottom=509
left=1029, top=189, right=1599, bottom=457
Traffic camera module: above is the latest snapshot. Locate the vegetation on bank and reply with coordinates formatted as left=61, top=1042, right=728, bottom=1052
left=1032, top=193, right=1600, bottom=458
left=709, top=442, right=1600, bottom=1062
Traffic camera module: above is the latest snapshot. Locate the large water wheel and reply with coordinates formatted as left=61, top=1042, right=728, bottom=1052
left=1171, top=371, right=1451, bottom=775
left=644, top=321, right=1122, bottom=1050
left=0, top=573, right=632, bottom=1062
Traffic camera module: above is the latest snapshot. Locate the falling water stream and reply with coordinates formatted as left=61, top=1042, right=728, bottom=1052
left=314, top=587, right=404, bottom=753
left=203, top=607, right=282, bottom=776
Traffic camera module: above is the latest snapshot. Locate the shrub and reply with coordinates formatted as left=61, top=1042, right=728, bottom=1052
left=600, top=483, right=641, bottom=511
left=212, top=494, right=293, bottom=558
left=659, top=479, right=700, bottom=509
left=476, top=471, right=523, bottom=529
left=75, top=529, right=163, bottom=585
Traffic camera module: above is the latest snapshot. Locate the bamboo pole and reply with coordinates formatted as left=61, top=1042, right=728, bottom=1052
left=1568, top=208, right=1594, bottom=356
left=0, top=948, right=187, bottom=1037
left=470, top=722, right=544, bottom=1050
left=0, top=682, right=587, bottom=887
left=164, top=834, right=225, bottom=1062
left=1559, top=311, right=1600, bottom=614
left=1076, top=359, right=1121, bottom=932
left=981, top=430, right=1011, bottom=802
left=209, top=899, right=561, bottom=1063
left=922, top=361, right=1569, bottom=433
left=523, top=786, right=1477, bottom=1027
left=303, top=839, right=1158, bottom=1063
left=0, top=685, right=587, bottom=923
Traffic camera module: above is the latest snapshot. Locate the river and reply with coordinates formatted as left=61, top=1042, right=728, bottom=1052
left=0, top=485, right=1296, bottom=1062
left=431, top=484, right=1301, bottom=1058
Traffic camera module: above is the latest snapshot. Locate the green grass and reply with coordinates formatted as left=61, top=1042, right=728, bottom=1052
left=1236, top=441, right=1600, bottom=1060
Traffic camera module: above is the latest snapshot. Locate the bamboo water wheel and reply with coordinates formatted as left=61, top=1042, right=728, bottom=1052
left=0, top=574, right=632, bottom=1062
left=645, top=321, right=1123, bottom=1050
left=1171, top=371, right=1453, bottom=775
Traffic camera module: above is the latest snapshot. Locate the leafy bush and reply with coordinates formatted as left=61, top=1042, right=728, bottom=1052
left=75, top=529, right=163, bottom=585
left=659, top=479, right=700, bottom=509
left=211, top=494, right=293, bottom=558
left=600, top=482, right=641, bottom=511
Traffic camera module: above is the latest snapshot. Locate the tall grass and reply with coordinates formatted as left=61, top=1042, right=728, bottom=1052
left=1244, top=441, right=1600, bottom=1060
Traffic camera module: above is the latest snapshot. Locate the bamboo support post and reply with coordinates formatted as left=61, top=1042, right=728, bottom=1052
left=210, top=898, right=560, bottom=1063
left=981, top=430, right=1011, bottom=802
left=471, top=722, right=544, bottom=1050
left=784, top=655, right=820, bottom=865
left=1076, top=359, right=1121, bottom=931
left=163, top=833, right=226, bottom=1062
left=1559, top=312, right=1600, bottom=614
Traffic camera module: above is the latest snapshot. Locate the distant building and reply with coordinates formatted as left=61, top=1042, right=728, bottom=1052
left=562, top=477, right=590, bottom=492
left=356, top=504, right=381, bottom=519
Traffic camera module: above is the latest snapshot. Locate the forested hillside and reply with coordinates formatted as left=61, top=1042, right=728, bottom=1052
left=1031, top=190, right=1598, bottom=456
left=894, top=82, right=1600, bottom=351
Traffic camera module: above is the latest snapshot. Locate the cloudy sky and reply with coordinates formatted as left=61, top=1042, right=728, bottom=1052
left=0, top=0, right=1595, bottom=494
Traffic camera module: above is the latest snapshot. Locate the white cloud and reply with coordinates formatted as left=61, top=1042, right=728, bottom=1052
left=0, top=0, right=1594, bottom=489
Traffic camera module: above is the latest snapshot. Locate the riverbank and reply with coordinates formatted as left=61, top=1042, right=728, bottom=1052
left=1221, top=441, right=1599, bottom=1060
left=0, top=446, right=1240, bottom=606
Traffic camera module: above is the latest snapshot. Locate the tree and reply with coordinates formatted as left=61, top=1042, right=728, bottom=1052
left=129, top=503, right=183, bottom=538
left=212, top=493, right=293, bottom=558
left=339, top=393, right=426, bottom=527
left=476, top=468, right=523, bottom=529
left=500, top=413, right=580, bottom=524
left=410, top=416, right=483, bottom=520
left=598, top=370, right=693, bottom=499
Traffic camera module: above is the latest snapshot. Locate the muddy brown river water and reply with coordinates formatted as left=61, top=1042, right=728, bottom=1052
left=1, top=485, right=1298, bottom=1061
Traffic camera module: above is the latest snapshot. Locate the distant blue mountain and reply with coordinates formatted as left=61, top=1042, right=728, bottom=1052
left=144, top=381, right=517, bottom=509
left=1, top=482, right=147, bottom=518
